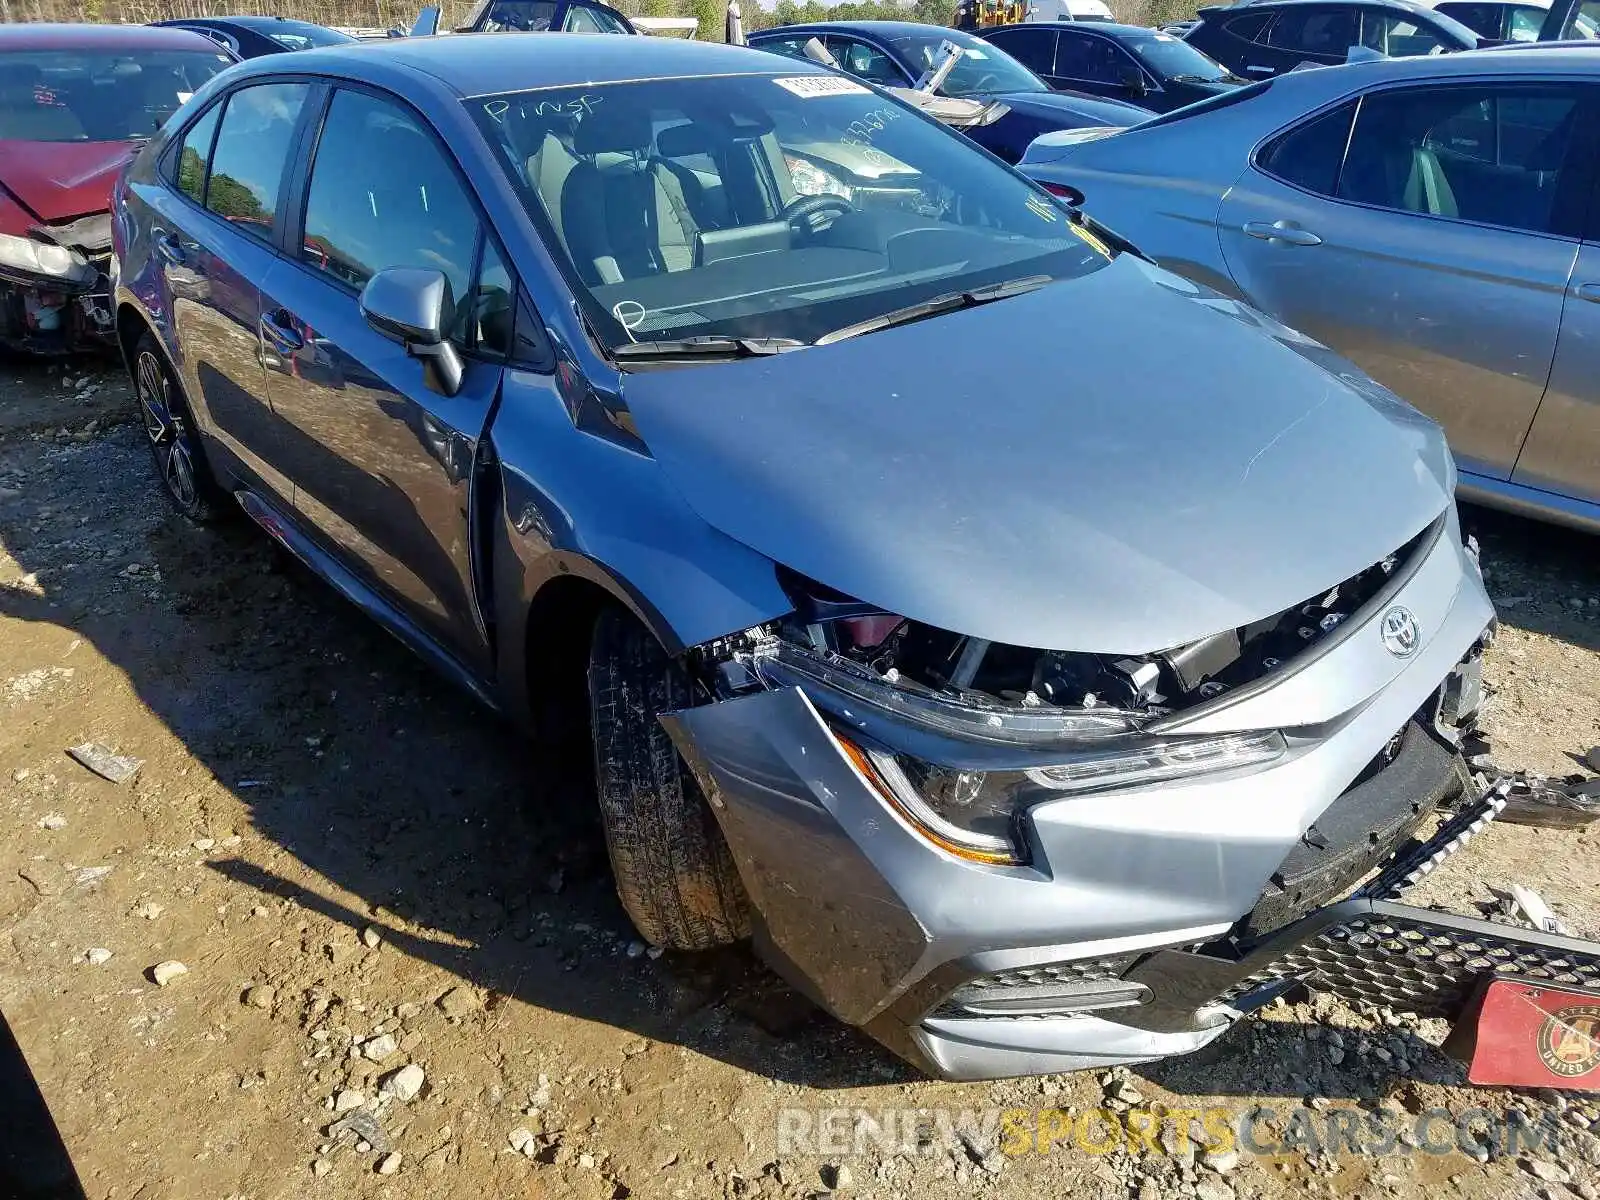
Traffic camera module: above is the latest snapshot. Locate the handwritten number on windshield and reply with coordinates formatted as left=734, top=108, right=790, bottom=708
left=841, top=106, right=900, bottom=165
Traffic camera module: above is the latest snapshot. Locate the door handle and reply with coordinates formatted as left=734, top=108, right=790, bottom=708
left=154, top=232, right=186, bottom=266
left=1243, top=220, right=1323, bottom=247
left=1574, top=282, right=1600, bottom=303
left=259, top=311, right=304, bottom=352
left=1244, top=64, right=1275, bottom=74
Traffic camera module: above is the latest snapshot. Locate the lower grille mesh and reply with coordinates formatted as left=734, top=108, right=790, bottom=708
left=1224, top=911, right=1600, bottom=1017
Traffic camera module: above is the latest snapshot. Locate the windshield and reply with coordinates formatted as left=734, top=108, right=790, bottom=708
left=472, top=74, right=1109, bottom=350
left=263, top=21, right=356, bottom=49
left=890, top=30, right=1048, bottom=96
left=0, top=50, right=231, bottom=142
left=1126, top=32, right=1235, bottom=80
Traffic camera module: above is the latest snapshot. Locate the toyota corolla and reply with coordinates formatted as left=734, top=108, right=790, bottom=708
left=111, top=33, right=1592, bottom=1081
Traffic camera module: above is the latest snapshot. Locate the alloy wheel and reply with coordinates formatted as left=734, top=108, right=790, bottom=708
left=135, top=350, right=199, bottom=513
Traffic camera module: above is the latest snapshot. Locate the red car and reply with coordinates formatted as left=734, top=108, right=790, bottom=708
left=0, top=23, right=232, bottom=352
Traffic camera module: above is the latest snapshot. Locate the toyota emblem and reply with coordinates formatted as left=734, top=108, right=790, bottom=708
left=1380, top=606, right=1420, bottom=657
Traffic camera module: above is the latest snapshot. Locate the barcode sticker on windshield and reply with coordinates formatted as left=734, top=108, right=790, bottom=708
left=773, top=76, right=871, bottom=98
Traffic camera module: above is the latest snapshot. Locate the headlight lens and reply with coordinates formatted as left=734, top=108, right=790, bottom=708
left=785, top=154, right=853, bottom=202
left=754, top=637, right=1287, bottom=865
left=844, top=732, right=1287, bottom=865
left=0, top=232, right=93, bottom=284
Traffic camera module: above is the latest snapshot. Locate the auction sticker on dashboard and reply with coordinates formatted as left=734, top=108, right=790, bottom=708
left=773, top=76, right=871, bottom=98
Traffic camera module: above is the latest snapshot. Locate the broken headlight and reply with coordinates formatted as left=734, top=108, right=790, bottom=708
left=784, top=154, right=853, bottom=203
left=0, top=232, right=95, bottom=286
left=750, top=636, right=1286, bottom=865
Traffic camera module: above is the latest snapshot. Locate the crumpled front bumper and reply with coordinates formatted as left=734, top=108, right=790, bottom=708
left=660, top=519, right=1580, bottom=1080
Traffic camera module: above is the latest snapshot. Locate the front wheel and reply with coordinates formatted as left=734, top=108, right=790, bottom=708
left=586, top=607, right=750, bottom=950
left=130, top=330, right=229, bottom=524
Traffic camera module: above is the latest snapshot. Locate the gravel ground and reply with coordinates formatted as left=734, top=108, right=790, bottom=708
left=2, top=359, right=1599, bottom=1200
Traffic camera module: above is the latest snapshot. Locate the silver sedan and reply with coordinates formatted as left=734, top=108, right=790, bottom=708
left=1020, top=49, right=1600, bottom=533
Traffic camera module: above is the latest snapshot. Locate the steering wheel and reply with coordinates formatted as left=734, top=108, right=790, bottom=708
left=782, top=193, right=853, bottom=237
left=970, top=72, right=1001, bottom=92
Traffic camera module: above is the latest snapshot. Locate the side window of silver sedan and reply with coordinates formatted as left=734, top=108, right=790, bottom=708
left=1261, top=84, right=1583, bottom=236
left=1338, top=85, right=1579, bottom=233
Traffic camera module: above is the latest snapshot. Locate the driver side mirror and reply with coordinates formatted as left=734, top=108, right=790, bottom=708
left=1116, top=63, right=1148, bottom=95
left=359, top=267, right=464, bottom=397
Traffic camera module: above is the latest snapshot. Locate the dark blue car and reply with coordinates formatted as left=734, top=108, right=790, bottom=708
left=745, top=21, right=1147, bottom=161
left=979, top=21, right=1245, bottom=113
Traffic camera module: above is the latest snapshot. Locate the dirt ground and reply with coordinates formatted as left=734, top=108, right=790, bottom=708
left=3, top=357, right=1600, bottom=1200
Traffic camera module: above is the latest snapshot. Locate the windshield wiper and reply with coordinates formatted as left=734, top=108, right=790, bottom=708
left=813, top=275, right=1052, bottom=347
left=612, top=335, right=806, bottom=362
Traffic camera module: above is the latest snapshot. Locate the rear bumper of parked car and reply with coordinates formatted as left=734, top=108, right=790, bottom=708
left=654, top=513, right=1600, bottom=1080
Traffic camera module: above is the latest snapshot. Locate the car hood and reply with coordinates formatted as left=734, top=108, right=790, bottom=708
left=0, top=140, right=134, bottom=223
left=621, top=255, right=1453, bottom=655
left=988, top=89, right=1148, bottom=127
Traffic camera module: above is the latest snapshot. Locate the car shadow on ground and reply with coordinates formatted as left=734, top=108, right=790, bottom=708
left=1135, top=1013, right=1470, bottom=1103
left=0, top=412, right=907, bottom=1090
left=1461, top=502, right=1600, bottom=656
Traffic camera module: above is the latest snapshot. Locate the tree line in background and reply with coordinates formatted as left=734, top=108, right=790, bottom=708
left=4, top=0, right=1196, bottom=45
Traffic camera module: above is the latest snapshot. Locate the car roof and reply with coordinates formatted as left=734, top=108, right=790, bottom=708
left=1256, top=39, right=1600, bottom=86
left=1205, top=0, right=1436, bottom=11
left=0, top=21, right=222, bottom=51
left=182, top=14, right=351, bottom=32
left=751, top=20, right=961, bottom=40
left=226, top=31, right=827, bottom=96
left=984, top=20, right=1175, bottom=37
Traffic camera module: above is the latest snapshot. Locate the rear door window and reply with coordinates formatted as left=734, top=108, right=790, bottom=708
left=171, top=100, right=221, bottom=204
left=1258, top=100, right=1356, bottom=194
left=1266, top=5, right=1359, bottom=53
left=1337, top=84, right=1582, bottom=233
left=987, top=27, right=1057, bottom=74
left=204, top=82, right=310, bottom=243
left=1222, top=11, right=1275, bottom=41
left=1358, top=12, right=1451, bottom=54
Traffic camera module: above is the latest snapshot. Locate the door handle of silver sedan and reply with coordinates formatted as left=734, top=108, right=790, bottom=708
left=1574, top=282, right=1600, bottom=304
left=1243, top=220, right=1323, bottom=247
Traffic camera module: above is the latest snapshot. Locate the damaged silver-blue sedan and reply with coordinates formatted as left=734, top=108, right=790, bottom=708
left=112, top=32, right=1600, bottom=1082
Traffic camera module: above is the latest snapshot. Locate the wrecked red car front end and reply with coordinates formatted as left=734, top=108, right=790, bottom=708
left=0, top=140, right=130, bottom=352
left=0, top=24, right=235, bottom=352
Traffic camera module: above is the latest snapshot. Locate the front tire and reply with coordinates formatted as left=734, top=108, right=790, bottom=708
left=586, top=607, right=750, bottom=950
left=130, top=330, right=228, bottom=524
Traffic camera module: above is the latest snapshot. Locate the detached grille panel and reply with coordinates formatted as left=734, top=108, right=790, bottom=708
left=1225, top=910, right=1600, bottom=1017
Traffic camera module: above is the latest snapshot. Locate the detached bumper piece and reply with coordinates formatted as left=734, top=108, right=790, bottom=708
left=1243, top=902, right=1600, bottom=1015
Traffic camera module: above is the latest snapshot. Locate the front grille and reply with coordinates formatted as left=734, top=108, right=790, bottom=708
left=1224, top=909, right=1600, bottom=1018
left=959, top=956, right=1138, bottom=993
left=934, top=955, right=1142, bottom=1019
